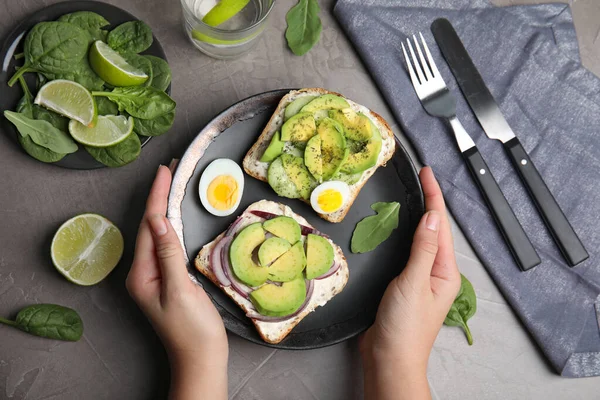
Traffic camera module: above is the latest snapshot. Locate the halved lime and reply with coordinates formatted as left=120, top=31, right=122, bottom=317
left=69, top=115, right=134, bottom=147
left=51, top=213, right=124, bottom=286
left=89, top=41, right=149, bottom=87
left=202, top=0, right=250, bottom=27
left=34, top=80, right=97, bottom=127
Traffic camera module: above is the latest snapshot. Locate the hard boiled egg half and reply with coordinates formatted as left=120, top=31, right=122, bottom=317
left=199, top=159, right=244, bottom=217
left=310, top=181, right=351, bottom=215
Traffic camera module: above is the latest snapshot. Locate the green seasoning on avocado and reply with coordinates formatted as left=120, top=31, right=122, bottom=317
left=317, top=118, right=348, bottom=180
left=281, top=153, right=314, bottom=200
left=304, top=134, right=323, bottom=182
left=250, top=277, right=306, bottom=317
left=300, top=94, right=350, bottom=113
left=306, top=234, right=334, bottom=279
left=230, top=223, right=269, bottom=286
left=281, top=112, right=317, bottom=143
left=267, top=241, right=307, bottom=282
left=329, top=109, right=373, bottom=142
left=342, top=118, right=382, bottom=174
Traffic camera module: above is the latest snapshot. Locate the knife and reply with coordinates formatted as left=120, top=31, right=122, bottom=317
left=431, top=18, right=589, bottom=267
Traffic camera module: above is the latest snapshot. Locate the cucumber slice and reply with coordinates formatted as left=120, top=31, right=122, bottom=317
left=268, top=156, right=300, bottom=198
left=284, top=95, right=318, bottom=121
left=333, top=171, right=363, bottom=185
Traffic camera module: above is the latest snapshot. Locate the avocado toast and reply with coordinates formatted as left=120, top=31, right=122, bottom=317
left=243, top=88, right=396, bottom=223
left=195, top=200, right=349, bottom=344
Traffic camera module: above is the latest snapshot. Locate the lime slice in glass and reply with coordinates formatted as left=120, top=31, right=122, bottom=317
left=89, top=41, right=149, bottom=87
left=35, top=80, right=97, bottom=127
left=69, top=115, right=134, bottom=147
left=51, top=213, right=124, bottom=286
left=202, top=0, right=250, bottom=27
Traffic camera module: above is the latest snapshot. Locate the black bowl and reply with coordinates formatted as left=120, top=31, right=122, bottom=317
left=0, top=0, right=170, bottom=169
left=167, top=89, right=425, bottom=349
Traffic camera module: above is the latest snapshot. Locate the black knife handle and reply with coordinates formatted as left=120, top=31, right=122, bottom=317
left=504, top=138, right=588, bottom=266
left=463, top=146, right=541, bottom=271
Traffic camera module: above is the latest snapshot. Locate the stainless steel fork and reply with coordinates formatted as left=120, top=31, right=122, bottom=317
left=402, top=33, right=540, bottom=271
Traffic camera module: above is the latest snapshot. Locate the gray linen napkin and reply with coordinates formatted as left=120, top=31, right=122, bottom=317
left=334, top=0, right=600, bottom=378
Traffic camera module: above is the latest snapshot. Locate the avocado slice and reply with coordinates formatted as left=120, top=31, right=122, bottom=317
left=284, top=96, right=318, bottom=121
left=341, top=120, right=382, bottom=174
left=304, top=134, right=323, bottom=182
left=268, top=156, right=301, bottom=199
left=306, top=234, right=335, bottom=279
left=268, top=241, right=307, bottom=282
left=250, top=277, right=306, bottom=317
left=281, top=153, right=313, bottom=199
left=281, top=112, right=317, bottom=143
left=260, top=131, right=285, bottom=162
left=258, top=237, right=291, bottom=267
left=230, top=223, right=268, bottom=287
left=300, top=94, right=350, bottom=113
left=263, top=216, right=301, bottom=244
left=317, top=118, right=349, bottom=181
left=329, top=109, right=373, bottom=142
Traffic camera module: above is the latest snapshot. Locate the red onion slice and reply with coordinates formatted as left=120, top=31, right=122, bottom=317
left=315, top=260, right=341, bottom=280
left=249, top=210, right=325, bottom=237
left=225, top=217, right=244, bottom=237
left=210, top=238, right=232, bottom=287
left=246, top=279, right=314, bottom=322
left=220, top=237, right=252, bottom=298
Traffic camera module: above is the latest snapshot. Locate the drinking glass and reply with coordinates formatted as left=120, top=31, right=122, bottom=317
left=181, top=0, right=275, bottom=59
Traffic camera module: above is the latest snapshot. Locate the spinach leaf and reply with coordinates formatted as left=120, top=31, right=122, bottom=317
left=0, top=304, right=83, bottom=341
left=4, top=111, right=78, bottom=154
left=92, top=86, right=176, bottom=119
left=107, top=21, right=153, bottom=54
left=285, top=0, right=322, bottom=56
left=45, top=59, right=105, bottom=91
left=133, top=110, right=175, bottom=136
left=96, top=97, right=119, bottom=116
left=58, top=11, right=110, bottom=42
left=122, top=53, right=153, bottom=87
left=444, top=274, right=477, bottom=345
left=85, top=133, right=141, bottom=167
left=144, top=55, right=171, bottom=91
left=15, top=79, right=67, bottom=162
left=351, top=202, right=400, bottom=253
left=8, top=22, right=89, bottom=86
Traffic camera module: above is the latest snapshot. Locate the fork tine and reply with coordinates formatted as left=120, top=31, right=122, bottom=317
left=413, top=34, right=432, bottom=80
left=401, top=42, right=420, bottom=90
left=406, top=38, right=426, bottom=85
left=419, top=32, right=440, bottom=78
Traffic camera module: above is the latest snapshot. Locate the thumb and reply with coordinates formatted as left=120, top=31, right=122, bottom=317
left=402, top=211, right=441, bottom=284
left=148, top=214, right=190, bottom=293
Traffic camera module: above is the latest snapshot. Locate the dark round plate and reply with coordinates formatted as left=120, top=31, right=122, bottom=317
left=0, top=1, right=170, bottom=169
left=168, top=90, right=425, bottom=349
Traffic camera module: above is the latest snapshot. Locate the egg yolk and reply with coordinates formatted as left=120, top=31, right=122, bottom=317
left=317, top=189, right=344, bottom=212
left=207, top=175, right=238, bottom=211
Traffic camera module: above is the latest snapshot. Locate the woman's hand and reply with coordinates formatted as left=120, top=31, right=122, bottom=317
left=126, top=165, right=228, bottom=400
left=361, top=166, right=461, bottom=400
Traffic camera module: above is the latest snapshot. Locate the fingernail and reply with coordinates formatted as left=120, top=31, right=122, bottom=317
left=149, top=214, right=168, bottom=236
left=426, top=212, right=440, bottom=231
left=157, top=164, right=164, bottom=173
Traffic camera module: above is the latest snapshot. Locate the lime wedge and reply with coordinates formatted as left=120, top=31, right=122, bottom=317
left=35, top=80, right=97, bottom=127
left=51, top=213, right=124, bottom=286
left=202, top=0, right=250, bottom=27
left=69, top=115, right=134, bottom=147
left=89, top=41, right=149, bottom=87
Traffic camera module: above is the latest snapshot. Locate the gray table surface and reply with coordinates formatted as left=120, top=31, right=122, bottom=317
left=1, top=0, right=599, bottom=399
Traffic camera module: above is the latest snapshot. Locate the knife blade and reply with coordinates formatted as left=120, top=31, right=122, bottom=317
left=431, top=18, right=588, bottom=266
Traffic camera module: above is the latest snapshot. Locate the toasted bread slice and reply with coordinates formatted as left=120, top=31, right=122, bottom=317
left=243, top=88, right=396, bottom=223
left=195, top=200, right=349, bottom=344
